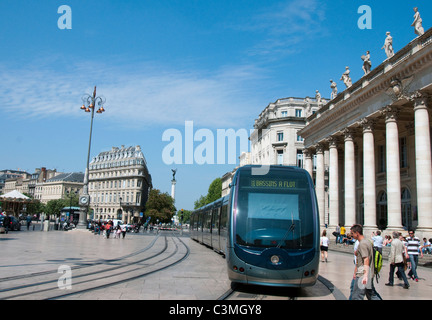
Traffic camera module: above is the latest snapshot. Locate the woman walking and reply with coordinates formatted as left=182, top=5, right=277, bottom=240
left=320, top=230, right=330, bottom=262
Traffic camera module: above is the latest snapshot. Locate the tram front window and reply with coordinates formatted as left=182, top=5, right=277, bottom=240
left=235, top=169, right=315, bottom=250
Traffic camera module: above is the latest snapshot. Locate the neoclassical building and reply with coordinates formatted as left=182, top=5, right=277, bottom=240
left=88, top=145, right=152, bottom=223
left=299, top=28, right=432, bottom=238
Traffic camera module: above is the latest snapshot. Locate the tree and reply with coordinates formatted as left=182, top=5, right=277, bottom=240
left=45, top=199, right=66, bottom=219
left=145, top=189, right=176, bottom=223
left=194, top=177, right=222, bottom=209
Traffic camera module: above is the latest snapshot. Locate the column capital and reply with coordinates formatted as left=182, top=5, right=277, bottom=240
left=381, top=105, right=399, bottom=122
left=343, top=128, right=355, bottom=141
left=327, top=136, right=339, bottom=148
left=359, top=118, right=375, bottom=133
left=302, top=148, right=312, bottom=158
left=410, top=91, right=430, bottom=111
left=315, top=143, right=325, bottom=154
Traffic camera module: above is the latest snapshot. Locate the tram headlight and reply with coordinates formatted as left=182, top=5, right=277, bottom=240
left=270, top=255, right=280, bottom=265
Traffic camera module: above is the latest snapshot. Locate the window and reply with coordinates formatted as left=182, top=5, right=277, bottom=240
left=277, top=150, right=284, bottom=165
left=400, top=137, right=407, bottom=168
left=281, top=110, right=288, bottom=117
left=297, top=131, right=304, bottom=142
left=295, top=109, right=303, bottom=117
left=277, top=132, right=284, bottom=141
left=379, top=145, right=386, bottom=173
left=297, top=150, right=304, bottom=168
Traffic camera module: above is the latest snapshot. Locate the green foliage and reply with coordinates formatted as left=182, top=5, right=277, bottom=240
left=145, top=189, right=176, bottom=223
left=194, top=177, right=222, bottom=209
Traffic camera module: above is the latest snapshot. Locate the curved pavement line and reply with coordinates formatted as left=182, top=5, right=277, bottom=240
left=318, top=275, right=347, bottom=300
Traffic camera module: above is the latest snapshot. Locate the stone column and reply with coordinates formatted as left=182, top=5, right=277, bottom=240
left=344, top=128, right=356, bottom=227
left=328, top=137, right=339, bottom=228
left=383, top=106, right=403, bottom=230
left=303, top=149, right=313, bottom=179
left=315, top=144, right=325, bottom=227
left=361, top=118, right=377, bottom=230
left=412, top=92, right=432, bottom=233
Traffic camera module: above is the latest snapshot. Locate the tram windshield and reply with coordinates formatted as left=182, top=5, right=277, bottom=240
left=234, top=168, right=316, bottom=251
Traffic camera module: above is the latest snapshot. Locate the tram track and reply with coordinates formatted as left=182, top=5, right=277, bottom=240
left=218, top=275, right=345, bottom=300
left=0, top=232, right=190, bottom=300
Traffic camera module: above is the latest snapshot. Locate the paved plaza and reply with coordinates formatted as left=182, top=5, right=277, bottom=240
left=1, top=227, right=431, bottom=301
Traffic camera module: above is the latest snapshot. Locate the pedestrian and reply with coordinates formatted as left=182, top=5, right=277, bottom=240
left=421, top=238, right=432, bottom=255
left=3, top=215, right=10, bottom=234
left=385, top=231, right=410, bottom=289
left=406, top=230, right=423, bottom=282
left=320, top=230, right=329, bottom=262
left=340, top=224, right=346, bottom=244
left=350, top=224, right=381, bottom=300
left=334, top=224, right=341, bottom=244
left=121, top=224, right=127, bottom=239
left=349, top=238, right=360, bottom=300
left=26, top=215, right=32, bottom=231
left=106, top=221, right=113, bottom=239
left=371, top=230, right=384, bottom=254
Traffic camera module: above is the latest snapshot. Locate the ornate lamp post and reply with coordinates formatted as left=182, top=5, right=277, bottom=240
left=78, top=86, right=106, bottom=228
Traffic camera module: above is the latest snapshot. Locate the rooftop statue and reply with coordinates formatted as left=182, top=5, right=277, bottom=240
left=361, top=51, right=372, bottom=75
left=340, top=66, right=352, bottom=88
left=381, top=32, right=395, bottom=59
left=412, top=7, right=425, bottom=36
left=330, top=80, right=338, bottom=99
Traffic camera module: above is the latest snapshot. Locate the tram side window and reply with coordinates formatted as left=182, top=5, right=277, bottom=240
left=220, top=205, right=228, bottom=232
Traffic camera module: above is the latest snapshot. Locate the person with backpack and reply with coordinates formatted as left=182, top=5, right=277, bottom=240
left=350, top=224, right=382, bottom=300
left=385, top=231, right=410, bottom=289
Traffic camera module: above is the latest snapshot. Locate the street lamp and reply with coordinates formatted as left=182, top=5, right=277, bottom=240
left=78, top=86, right=106, bottom=229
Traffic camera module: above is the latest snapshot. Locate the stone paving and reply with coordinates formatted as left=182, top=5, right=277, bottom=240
left=1, top=226, right=431, bottom=300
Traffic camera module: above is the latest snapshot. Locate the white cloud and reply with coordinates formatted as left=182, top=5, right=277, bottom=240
left=232, top=0, right=328, bottom=57
left=0, top=61, right=265, bottom=129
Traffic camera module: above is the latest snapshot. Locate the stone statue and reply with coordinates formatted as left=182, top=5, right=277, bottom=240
left=340, top=67, right=352, bottom=88
left=412, top=7, right=425, bottom=36
left=171, top=169, right=177, bottom=181
left=315, top=90, right=322, bottom=105
left=381, top=32, right=394, bottom=59
left=361, top=51, right=372, bottom=75
left=330, top=80, right=338, bottom=99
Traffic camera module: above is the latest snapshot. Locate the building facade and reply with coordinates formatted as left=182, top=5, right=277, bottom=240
left=35, top=172, right=84, bottom=204
left=221, top=96, right=325, bottom=197
left=88, top=145, right=152, bottom=223
left=299, top=28, right=432, bottom=238
left=250, top=96, right=325, bottom=167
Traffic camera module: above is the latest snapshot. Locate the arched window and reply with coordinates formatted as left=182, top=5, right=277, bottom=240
left=377, top=191, right=387, bottom=230
left=401, top=188, right=412, bottom=230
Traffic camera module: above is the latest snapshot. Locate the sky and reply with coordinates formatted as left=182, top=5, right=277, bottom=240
left=0, top=0, right=431, bottom=212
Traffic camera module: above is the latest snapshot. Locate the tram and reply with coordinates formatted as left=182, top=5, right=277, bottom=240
left=190, top=165, right=320, bottom=287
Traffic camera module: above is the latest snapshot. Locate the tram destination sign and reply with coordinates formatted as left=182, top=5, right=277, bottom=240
left=250, top=179, right=297, bottom=189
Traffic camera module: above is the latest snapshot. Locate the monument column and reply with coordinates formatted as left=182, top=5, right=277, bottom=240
left=344, top=128, right=356, bottom=227
left=361, top=118, right=377, bottom=230
left=315, top=144, right=325, bottom=227
left=412, top=92, right=432, bottom=233
left=328, top=137, right=339, bottom=228
left=383, top=106, right=403, bottom=230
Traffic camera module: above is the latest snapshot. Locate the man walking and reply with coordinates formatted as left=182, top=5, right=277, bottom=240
left=406, top=230, right=423, bottom=282
left=350, top=224, right=381, bottom=300
left=386, top=231, right=410, bottom=289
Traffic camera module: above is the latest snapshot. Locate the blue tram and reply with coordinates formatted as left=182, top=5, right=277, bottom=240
left=190, top=165, right=320, bottom=287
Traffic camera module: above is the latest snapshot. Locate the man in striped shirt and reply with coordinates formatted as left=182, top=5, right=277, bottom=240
left=406, top=230, right=423, bottom=282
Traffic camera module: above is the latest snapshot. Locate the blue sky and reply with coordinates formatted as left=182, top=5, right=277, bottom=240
left=1, top=0, right=431, bottom=211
